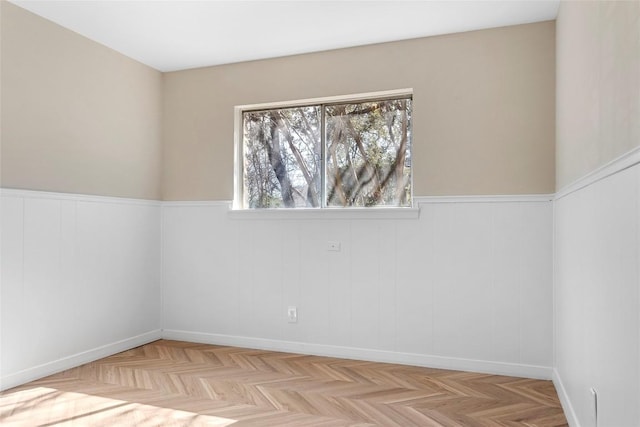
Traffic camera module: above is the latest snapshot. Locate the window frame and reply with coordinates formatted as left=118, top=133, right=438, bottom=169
left=233, top=89, right=416, bottom=216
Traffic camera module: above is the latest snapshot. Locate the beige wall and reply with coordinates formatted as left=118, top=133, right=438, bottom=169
left=162, top=21, right=556, bottom=201
left=1, top=2, right=163, bottom=199
left=1, top=1, right=555, bottom=201
left=556, top=1, right=640, bottom=189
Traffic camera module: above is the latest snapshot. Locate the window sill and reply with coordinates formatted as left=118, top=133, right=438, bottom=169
left=227, top=207, right=420, bottom=220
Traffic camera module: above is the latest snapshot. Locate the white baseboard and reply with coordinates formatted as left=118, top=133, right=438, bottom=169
left=0, top=330, right=162, bottom=391
left=161, top=329, right=552, bottom=380
left=552, top=369, right=581, bottom=427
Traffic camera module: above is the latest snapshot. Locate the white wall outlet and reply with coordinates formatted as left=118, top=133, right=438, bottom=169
left=327, top=241, right=341, bottom=251
left=287, top=306, right=297, bottom=323
left=590, top=387, right=598, bottom=426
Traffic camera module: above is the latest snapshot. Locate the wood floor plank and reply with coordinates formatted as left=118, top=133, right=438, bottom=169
left=0, top=340, right=567, bottom=426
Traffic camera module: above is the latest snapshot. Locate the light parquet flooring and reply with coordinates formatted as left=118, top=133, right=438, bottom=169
left=1, top=340, right=568, bottom=426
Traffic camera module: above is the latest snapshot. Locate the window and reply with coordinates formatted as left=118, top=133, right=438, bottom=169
left=236, top=91, right=412, bottom=209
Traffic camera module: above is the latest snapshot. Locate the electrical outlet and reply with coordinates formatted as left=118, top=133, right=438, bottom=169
left=590, top=387, right=598, bottom=426
left=287, top=306, right=297, bottom=323
left=327, top=241, right=341, bottom=251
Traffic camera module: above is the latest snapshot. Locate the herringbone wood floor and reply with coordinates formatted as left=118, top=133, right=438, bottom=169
left=1, top=340, right=567, bottom=426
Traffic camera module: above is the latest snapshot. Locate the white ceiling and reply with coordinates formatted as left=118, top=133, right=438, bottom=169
left=10, top=0, right=560, bottom=72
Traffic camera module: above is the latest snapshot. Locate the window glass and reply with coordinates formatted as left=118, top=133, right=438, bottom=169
left=325, top=99, right=412, bottom=207
left=243, top=106, right=321, bottom=208
left=241, top=95, right=412, bottom=209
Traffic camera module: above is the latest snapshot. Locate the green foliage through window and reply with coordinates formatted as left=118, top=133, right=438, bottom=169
left=242, top=97, right=412, bottom=208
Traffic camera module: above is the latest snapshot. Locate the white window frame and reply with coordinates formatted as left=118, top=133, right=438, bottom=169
left=231, top=89, right=419, bottom=219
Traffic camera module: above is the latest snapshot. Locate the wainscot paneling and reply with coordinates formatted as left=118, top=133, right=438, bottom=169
left=0, top=189, right=162, bottom=390
left=0, top=189, right=555, bottom=389
left=554, top=161, right=640, bottom=427
left=161, top=196, right=553, bottom=378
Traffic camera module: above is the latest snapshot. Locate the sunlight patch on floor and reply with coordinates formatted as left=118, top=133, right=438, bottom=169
left=0, top=387, right=237, bottom=426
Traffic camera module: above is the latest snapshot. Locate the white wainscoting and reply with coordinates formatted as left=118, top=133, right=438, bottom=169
left=0, top=189, right=162, bottom=390
left=0, top=190, right=554, bottom=391
left=554, top=161, right=640, bottom=427
left=161, top=196, right=554, bottom=378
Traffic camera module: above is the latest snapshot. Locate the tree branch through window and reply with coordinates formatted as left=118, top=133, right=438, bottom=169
left=242, top=96, right=412, bottom=209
